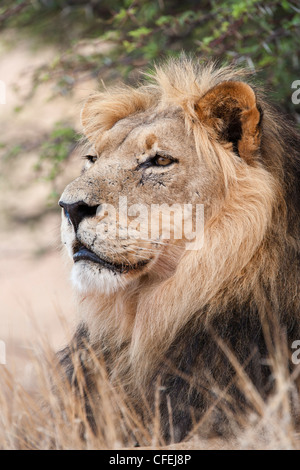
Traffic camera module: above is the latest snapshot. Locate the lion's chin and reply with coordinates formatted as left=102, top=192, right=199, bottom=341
left=71, top=261, right=126, bottom=295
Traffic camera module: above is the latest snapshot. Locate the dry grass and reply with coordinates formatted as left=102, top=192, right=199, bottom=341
left=0, top=326, right=299, bottom=450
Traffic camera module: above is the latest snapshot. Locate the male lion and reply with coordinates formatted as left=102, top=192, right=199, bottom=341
left=58, top=57, right=300, bottom=444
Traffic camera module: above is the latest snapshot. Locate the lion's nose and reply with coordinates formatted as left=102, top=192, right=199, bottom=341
left=59, top=200, right=98, bottom=232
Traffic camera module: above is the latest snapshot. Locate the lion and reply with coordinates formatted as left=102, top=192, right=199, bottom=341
left=58, top=57, right=300, bottom=444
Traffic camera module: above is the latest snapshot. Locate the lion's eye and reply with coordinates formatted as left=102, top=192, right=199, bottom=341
left=152, top=154, right=174, bottom=166
left=138, top=153, right=177, bottom=170
left=84, top=155, right=97, bottom=163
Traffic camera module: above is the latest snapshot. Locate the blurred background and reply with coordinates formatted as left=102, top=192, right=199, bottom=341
left=0, top=0, right=299, bottom=378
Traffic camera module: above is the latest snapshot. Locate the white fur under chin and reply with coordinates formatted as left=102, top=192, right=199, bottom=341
left=71, top=261, right=126, bottom=295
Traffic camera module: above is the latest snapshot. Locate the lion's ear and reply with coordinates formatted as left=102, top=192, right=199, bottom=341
left=195, top=81, right=262, bottom=165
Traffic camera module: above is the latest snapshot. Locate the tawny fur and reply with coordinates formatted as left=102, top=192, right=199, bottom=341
left=58, top=57, right=300, bottom=443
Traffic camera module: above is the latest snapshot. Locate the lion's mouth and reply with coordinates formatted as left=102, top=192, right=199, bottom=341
left=73, top=243, right=150, bottom=274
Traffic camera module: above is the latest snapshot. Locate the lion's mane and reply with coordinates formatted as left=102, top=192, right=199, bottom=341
left=59, top=58, right=300, bottom=442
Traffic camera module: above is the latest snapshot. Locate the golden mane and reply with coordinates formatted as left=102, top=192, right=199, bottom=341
left=80, top=59, right=289, bottom=370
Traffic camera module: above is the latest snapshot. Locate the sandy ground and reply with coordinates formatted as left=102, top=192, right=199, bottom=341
left=0, top=32, right=97, bottom=380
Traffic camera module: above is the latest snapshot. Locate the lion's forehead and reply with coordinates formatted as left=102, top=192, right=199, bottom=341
left=94, top=107, right=186, bottom=156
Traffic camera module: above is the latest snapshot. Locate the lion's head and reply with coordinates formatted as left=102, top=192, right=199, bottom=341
left=59, top=58, right=299, bottom=389
left=60, top=59, right=273, bottom=293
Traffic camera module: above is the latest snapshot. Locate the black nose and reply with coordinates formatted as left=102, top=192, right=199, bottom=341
left=59, top=200, right=98, bottom=232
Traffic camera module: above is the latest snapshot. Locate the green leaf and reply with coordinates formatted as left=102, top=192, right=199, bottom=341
left=114, top=8, right=127, bottom=22
left=128, top=27, right=152, bottom=39
left=122, top=40, right=136, bottom=53
left=155, top=15, right=172, bottom=26
left=281, top=0, right=291, bottom=11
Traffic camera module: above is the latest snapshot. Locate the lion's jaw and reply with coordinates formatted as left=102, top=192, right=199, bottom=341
left=60, top=108, right=213, bottom=295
